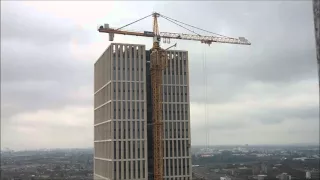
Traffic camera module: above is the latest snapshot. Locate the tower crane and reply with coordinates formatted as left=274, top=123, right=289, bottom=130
left=97, top=12, right=251, bottom=180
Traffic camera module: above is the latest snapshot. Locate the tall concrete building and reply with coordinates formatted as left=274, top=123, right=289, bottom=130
left=94, top=43, right=148, bottom=180
left=94, top=43, right=192, bottom=180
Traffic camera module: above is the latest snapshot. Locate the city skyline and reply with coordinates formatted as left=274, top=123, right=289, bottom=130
left=1, top=1, right=319, bottom=150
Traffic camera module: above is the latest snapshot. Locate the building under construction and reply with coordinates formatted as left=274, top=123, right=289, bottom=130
left=93, top=43, right=192, bottom=180
left=94, top=11, right=250, bottom=180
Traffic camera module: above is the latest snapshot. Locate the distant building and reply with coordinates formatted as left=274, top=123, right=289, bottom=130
left=274, top=163, right=282, bottom=167
left=276, top=173, right=291, bottom=180
left=252, top=165, right=261, bottom=175
left=293, top=157, right=316, bottom=161
left=220, top=176, right=231, bottom=180
left=257, top=174, right=267, bottom=180
left=261, top=163, right=268, bottom=173
left=306, top=171, right=311, bottom=179
left=199, top=153, right=214, bottom=158
left=306, top=170, right=320, bottom=179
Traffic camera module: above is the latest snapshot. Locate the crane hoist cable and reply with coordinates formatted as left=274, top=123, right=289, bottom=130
left=206, top=48, right=209, bottom=150
left=160, top=15, right=201, bottom=36
left=202, top=47, right=209, bottom=150
left=114, top=13, right=201, bottom=36
left=115, top=13, right=204, bottom=39
left=116, top=14, right=153, bottom=30
left=114, top=12, right=234, bottom=42
left=160, top=14, right=231, bottom=38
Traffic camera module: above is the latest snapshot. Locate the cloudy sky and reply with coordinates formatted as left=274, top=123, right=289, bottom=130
left=1, top=1, right=319, bottom=150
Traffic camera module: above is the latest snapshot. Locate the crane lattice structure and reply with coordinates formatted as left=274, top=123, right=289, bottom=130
left=97, top=12, right=251, bottom=180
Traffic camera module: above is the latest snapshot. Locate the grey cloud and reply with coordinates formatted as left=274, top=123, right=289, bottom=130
left=1, top=81, right=92, bottom=118
left=1, top=2, right=93, bottom=45
left=186, top=1, right=317, bottom=104
left=1, top=3, right=93, bottom=120
left=287, top=129, right=319, bottom=135
left=189, top=73, right=249, bottom=105
left=1, top=105, right=22, bottom=120
left=272, top=105, right=319, bottom=120
left=2, top=123, right=93, bottom=150
left=1, top=1, right=319, bottom=148
left=1, top=41, right=93, bottom=117
left=191, top=104, right=318, bottom=134
left=189, top=41, right=317, bottom=84
left=209, top=121, right=247, bottom=131
left=188, top=43, right=317, bottom=105
left=235, top=49, right=317, bottom=83
left=1, top=42, right=92, bottom=84
left=259, top=117, right=284, bottom=125
left=252, top=105, right=319, bottom=125
left=174, top=1, right=317, bottom=86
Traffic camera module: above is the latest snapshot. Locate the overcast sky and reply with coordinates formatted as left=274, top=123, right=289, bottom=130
left=1, top=1, right=319, bottom=150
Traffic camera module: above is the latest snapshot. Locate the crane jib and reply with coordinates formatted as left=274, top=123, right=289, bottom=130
left=98, top=28, right=250, bottom=45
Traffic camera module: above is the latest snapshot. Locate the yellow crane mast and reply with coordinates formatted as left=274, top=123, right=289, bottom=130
left=150, top=12, right=166, bottom=180
left=98, top=12, right=251, bottom=180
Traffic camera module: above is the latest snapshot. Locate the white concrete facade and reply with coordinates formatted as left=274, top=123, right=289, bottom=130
left=162, top=50, right=192, bottom=180
left=94, top=44, right=192, bottom=180
left=94, top=43, right=148, bottom=180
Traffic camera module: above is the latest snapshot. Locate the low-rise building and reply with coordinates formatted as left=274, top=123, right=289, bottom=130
left=257, top=174, right=267, bottom=180
left=220, top=176, right=231, bottom=180
left=306, top=170, right=320, bottom=179
left=276, top=172, right=291, bottom=180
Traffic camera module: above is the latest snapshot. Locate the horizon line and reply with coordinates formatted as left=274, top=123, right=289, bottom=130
left=2, top=143, right=319, bottom=151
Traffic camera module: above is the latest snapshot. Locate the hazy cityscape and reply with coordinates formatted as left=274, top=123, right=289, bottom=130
left=1, top=144, right=319, bottom=180
left=1, top=148, right=93, bottom=180
left=1, top=1, right=320, bottom=180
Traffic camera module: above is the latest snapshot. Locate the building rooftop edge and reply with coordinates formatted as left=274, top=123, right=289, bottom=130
left=94, top=43, right=188, bottom=65
left=110, top=42, right=146, bottom=46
